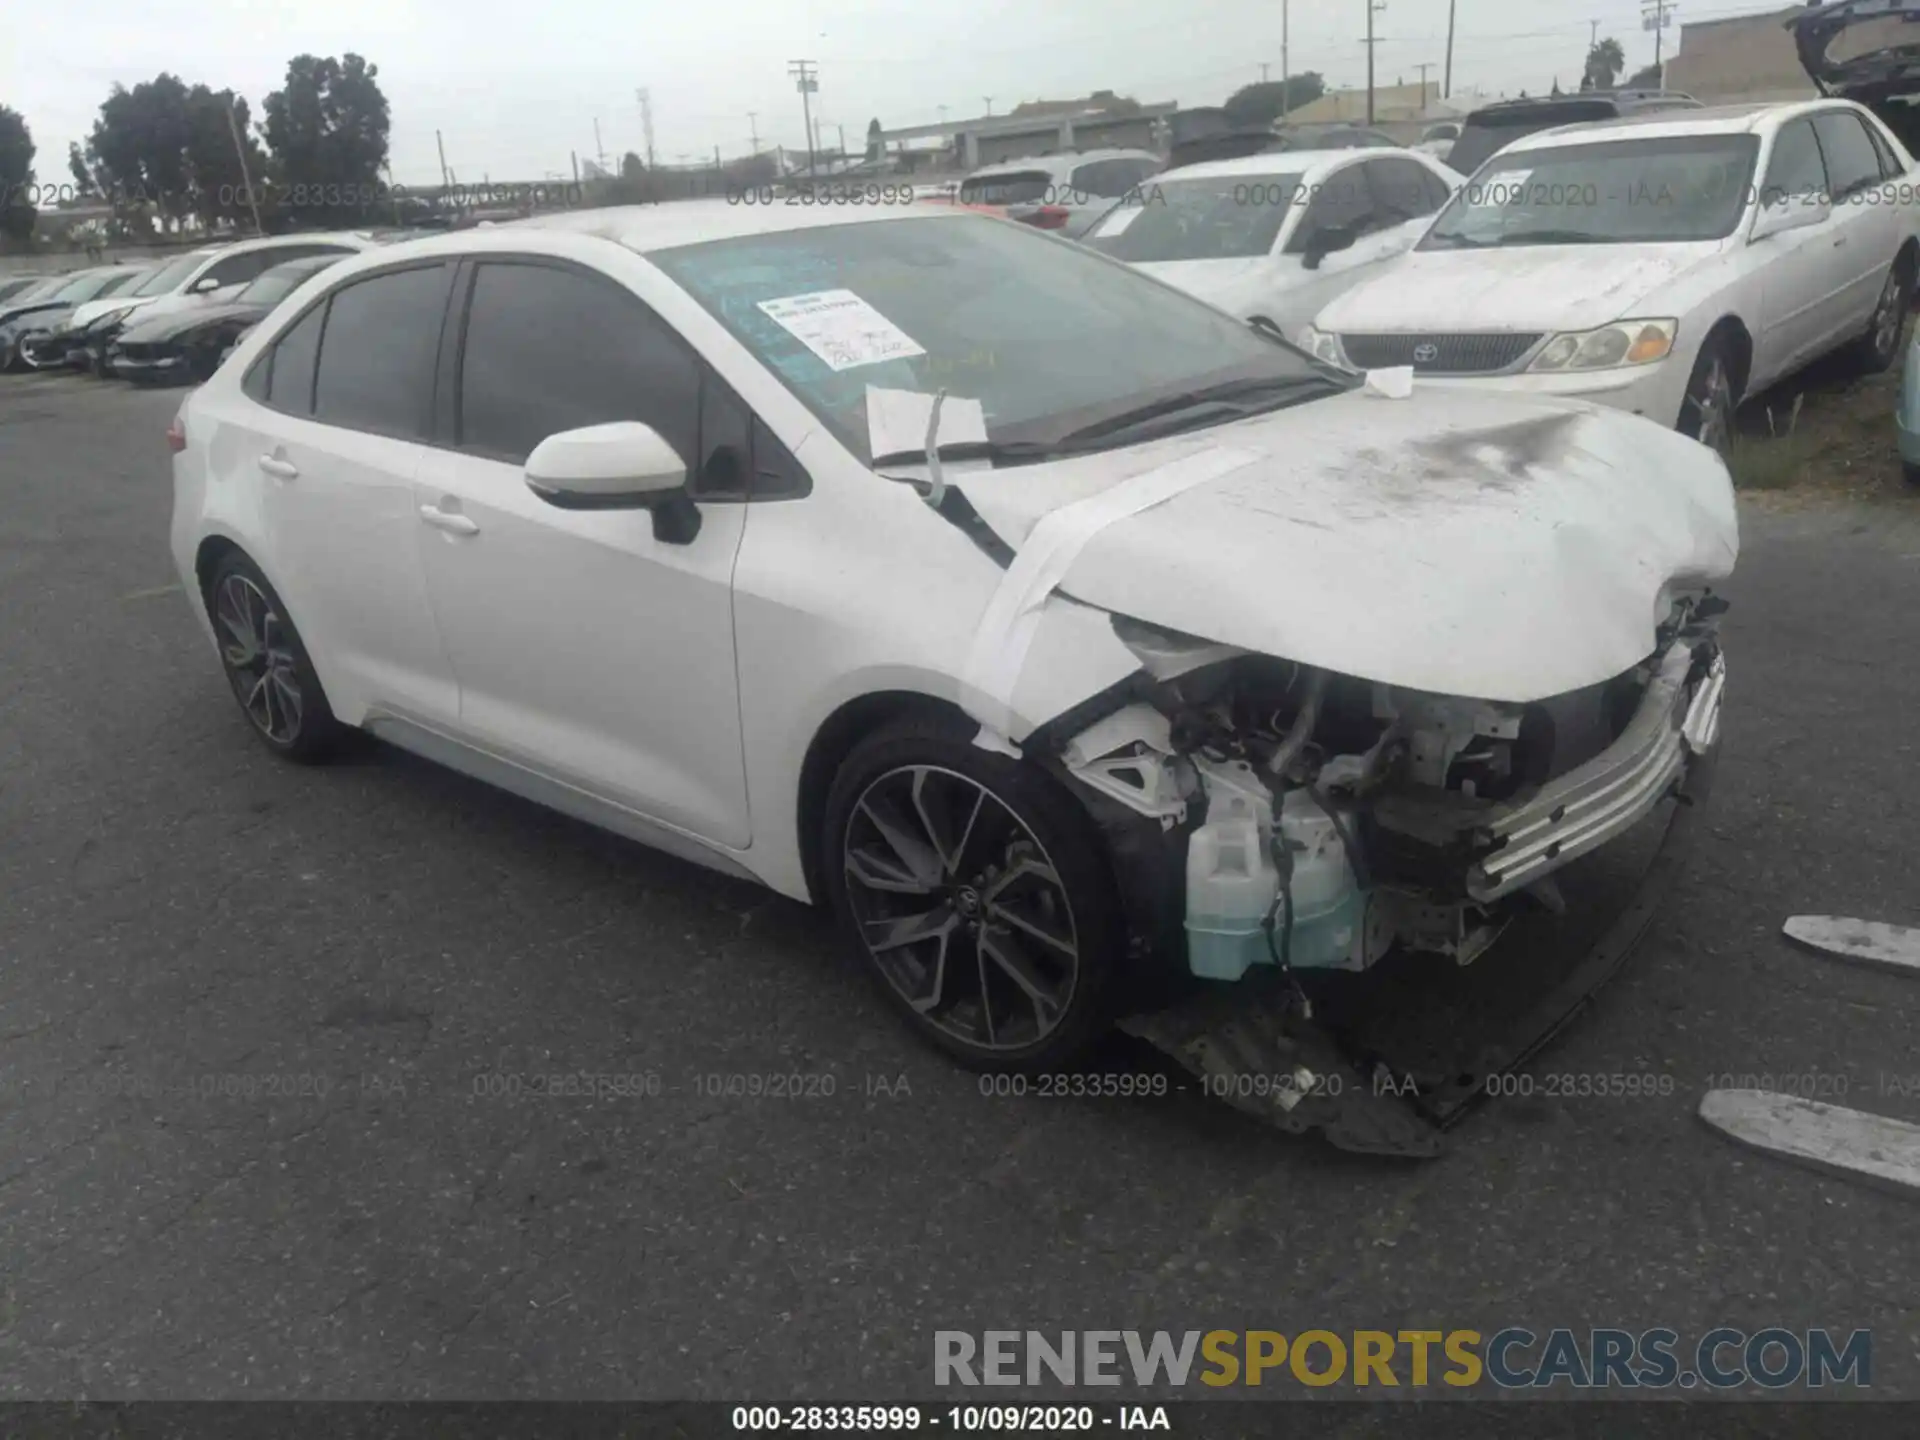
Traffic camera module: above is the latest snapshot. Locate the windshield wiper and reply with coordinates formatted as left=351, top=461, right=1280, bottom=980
left=870, top=439, right=1058, bottom=470
left=1052, top=373, right=1349, bottom=450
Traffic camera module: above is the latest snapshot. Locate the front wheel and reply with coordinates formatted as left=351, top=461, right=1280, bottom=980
left=1678, top=337, right=1739, bottom=456
left=822, top=717, right=1127, bottom=1073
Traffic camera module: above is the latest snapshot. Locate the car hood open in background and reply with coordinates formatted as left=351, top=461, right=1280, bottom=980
left=1318, top=243, right=1723, bottom=336
left=950, top=387, right=1737, bottom=705
left=1787, top=0, right=1920, bottom=96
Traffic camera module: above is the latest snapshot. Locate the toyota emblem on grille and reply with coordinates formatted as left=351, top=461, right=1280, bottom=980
left=1412, top=343, right=1439, bottom=364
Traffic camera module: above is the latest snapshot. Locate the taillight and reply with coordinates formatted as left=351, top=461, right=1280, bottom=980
left=1029, top=206, right=1071, bottom=230
left=166, top=413, right=186, bottom=454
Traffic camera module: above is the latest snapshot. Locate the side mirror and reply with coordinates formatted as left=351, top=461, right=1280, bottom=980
left=189, top=274, right=224, bottom=294
left=524, top=421, right=702, bottom=543
left=1302, top=223, right=1358, bottom=270
left=1750, top=193, right=1829, bottom=244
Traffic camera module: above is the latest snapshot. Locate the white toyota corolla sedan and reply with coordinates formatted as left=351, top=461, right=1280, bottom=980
left=169, top=202, right=1735, bottom=1094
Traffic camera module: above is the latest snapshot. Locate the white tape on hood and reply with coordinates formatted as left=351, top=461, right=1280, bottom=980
left=959, top=445, right=1261, bottom=741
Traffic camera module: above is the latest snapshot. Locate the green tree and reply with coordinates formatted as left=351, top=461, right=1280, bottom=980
left=866, top=117, right=883, bottom=163
left=87, top=75, right=196, bottom=227
left=0, top=105, right=35, bottom=243
left=1223, top=74, right=1327, bottom=127
left=1584, top=37, right=1627, bottom=90
left=183, top=85, right=269, bottom=227
left=1625, top=62, right=1663, bottom=88
left=67, top=141, right=93, bottom=195
left=262, top=53, right=391, bottom=224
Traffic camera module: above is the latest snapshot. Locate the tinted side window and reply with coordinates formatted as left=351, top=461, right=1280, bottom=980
left=261, top=303, right=324, bottom=415
left=1866, top=119, right=1904, bottom=179
left=1813, top=112, right=1884, bottom=200
left=268, top=244, right=356, bottom=265
left=1762, top=120, right=1827, bottom=206
left=1070, top=159, right=1154, bottom=198
left=456, top=260, right=699, bottom=466
left=1287, top=166, right=1373, bottom=250
left=202, top=250, right=277, bottom=288
left=1365, top=157, right=1446, bottom=223
left=312, top=264, right=452, bottom=440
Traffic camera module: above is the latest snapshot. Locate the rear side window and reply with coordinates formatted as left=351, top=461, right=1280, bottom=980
left=454, top=260, right=700, bottom=466
left=1812, top=112, right=1885, bottom=201
left=959, top=171, right=1052, bottom=205
left=254, top=304, right=325, bottom=414
left=312, top=263, right=453, bottom=440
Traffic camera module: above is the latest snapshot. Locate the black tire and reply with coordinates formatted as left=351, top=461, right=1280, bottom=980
left=204, top=551, right=344, bottom=764
left=822, top=714, right=1126, bottom=1073
left=1678, top=334, right=1739, bottom=456
left=1850, top=256, right=1913, bottom=374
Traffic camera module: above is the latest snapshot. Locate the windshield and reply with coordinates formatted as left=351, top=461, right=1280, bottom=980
left=48, top=270, right=124, bottom=304
left=959, top=171, right=1051, bottom=206
left=1448, top=104, right=1620, bottom=176
left=95, top=268, right=152, bottom=298
left=1421, top=133, right=1760, bottom=248
left=238, top=260, right=334, bottom=305
left=11, top=274, right=71, bottom=304
left=130, top=252, right=213, bottom=297
left=1087, top=173, right=1304, bottom=261
left=651, top=214, right=1330, bottom=463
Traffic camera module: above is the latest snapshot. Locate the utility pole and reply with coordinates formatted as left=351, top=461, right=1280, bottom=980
left=789, top=60, right=819, bottom=176
left=1444, top=0, right=1457, bottom=97
left=593, top=117, right=607, bottom=173
left=223, top=97, right=264, bottom=235
left=1363, top=0, right=1387, bottom=124
left=435, top=130, right=450, bottom=190
left=837, top=123, right=846, bottom=157
left=1282, top=0, right=1291, bottom=118
left=983, top=96, right=994, bottom=116
left=1260, top=62, right=1270, bottom=84
left=1414, top=62, right=1433, bottom=112
left=1642, top=0, right=1676, bottom=84
left=747, top=111, right=760, bottom=153
left=637, top=88, right=656, bottom=169
left=571, top=150, right=580, bottom=187
left=714, top=143, right=722, bottom=169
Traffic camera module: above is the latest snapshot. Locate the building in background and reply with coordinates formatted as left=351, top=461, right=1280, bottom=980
left=1660, top=3, right=1910, bottom=102
left=879, top=96, right=1178, bottom=171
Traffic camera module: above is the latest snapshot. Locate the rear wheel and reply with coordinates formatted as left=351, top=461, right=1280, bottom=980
left=1678, top=336, right=1738, bottom=456
left=822, top=717, right=1126, bottom=1073
left=206, top=552, right=344, bottom=763
left=1851, top=257, right=1913, bottom=374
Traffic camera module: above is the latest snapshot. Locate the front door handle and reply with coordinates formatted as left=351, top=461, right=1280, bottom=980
left=418, top=504, right=479, bottom=537
left=257, top=455, right=298, bottom=480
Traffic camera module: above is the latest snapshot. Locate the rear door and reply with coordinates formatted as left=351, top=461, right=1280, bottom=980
left=235, top=260, right=461, bottom=723
left=409, top=256, right=752, bottom=846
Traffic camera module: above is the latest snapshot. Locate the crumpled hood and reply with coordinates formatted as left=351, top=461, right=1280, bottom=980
left=1317, top=244, right=1722, bottom=335
left=952, top=387, right=1738, bottom=705
left=71, top=293, right=159, bottom=331
left=1133, top=257, right=1278, bottom=313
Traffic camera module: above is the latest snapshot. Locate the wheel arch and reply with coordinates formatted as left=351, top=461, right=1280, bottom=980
left=795, top=689, right=976, bottom=905
left=193, top=533, right=249, bottom=612
left=1700, top=314, right=1754, bottom=400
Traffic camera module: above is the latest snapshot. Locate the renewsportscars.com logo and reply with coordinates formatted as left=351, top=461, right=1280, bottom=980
left=934, top=1328, right=1872, bottom=1390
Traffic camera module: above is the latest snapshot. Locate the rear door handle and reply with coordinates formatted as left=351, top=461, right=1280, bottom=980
left=257, top=455, right=298, bottom=480
left=418, top=505, right=479, bottom=537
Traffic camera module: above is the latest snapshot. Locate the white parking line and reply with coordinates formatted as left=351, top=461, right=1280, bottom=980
left=1783, top=915, right=1920, bottom=976
left=1700, top=1090, right=1920, bottom=1199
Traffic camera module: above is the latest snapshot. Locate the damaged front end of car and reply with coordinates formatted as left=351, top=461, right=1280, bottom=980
left=1030, top=594, right=1727, bottom=1156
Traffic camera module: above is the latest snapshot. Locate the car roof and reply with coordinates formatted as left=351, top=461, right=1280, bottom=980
left=1151, top=148, right=1426, bottom=183
left=1501, top=98, right=1862, bottom=152
left=964, top=149, right=1160, bottom=179
left=506, top=199, right=977, bottom=253
left=215, top=231, right=376, bottom=256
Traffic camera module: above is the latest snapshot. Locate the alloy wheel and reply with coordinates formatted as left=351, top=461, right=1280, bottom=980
left=1873, top=269, right=1907, bottom=362
left=214, top=573, right=304, bottom=745
left=1686, top=355, right=1734, bottom=457
left=842, top=765, right=1080, bottom=1053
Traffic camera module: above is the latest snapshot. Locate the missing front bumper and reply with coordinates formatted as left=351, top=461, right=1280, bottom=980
left=1468, top=643, right=1723, bottom=903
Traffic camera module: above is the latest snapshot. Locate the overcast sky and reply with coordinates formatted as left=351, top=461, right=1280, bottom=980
left=7, top=0, right=1760, bottom=185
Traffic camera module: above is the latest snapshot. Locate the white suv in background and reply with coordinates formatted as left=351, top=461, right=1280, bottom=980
left=69, top=233, right=381, bottom=335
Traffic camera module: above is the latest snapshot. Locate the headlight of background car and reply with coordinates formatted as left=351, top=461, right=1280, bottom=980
left=1529, top=318, right=1676, bottom=372
left=1304, top=325, right=1354, bottom=370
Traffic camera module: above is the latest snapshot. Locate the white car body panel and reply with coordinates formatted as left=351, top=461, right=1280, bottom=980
left=171, top=204, right=1739, bottom=910
left=1311, top=99, right=1920, bottom=427
left=1099, top=150, right=1457, bottom=333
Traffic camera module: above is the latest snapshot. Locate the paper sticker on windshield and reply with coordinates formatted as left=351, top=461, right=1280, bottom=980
left=756, top=289, right=926, bottom=371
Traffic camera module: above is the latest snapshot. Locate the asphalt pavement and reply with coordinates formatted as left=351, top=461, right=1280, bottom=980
left=3, top=371, right=1919, bottom=1401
